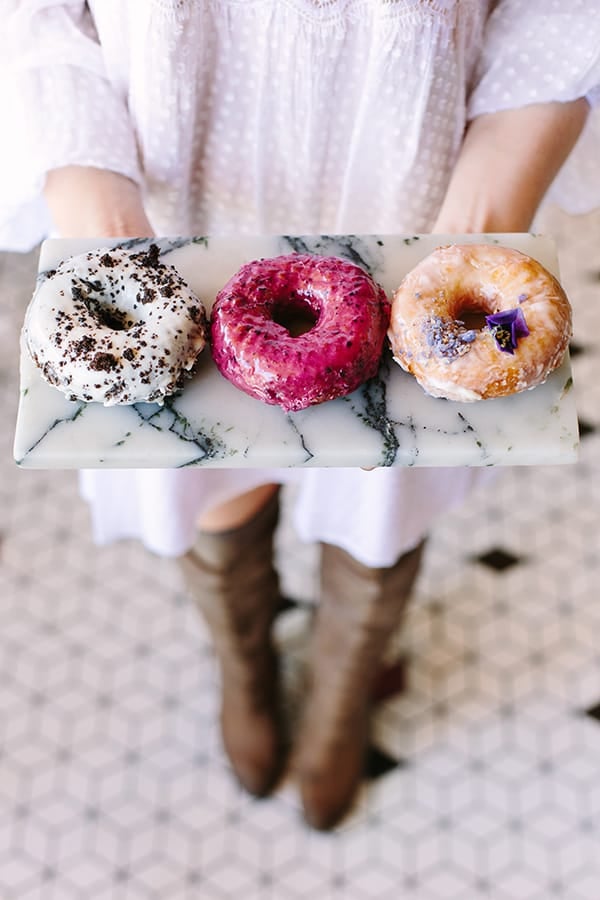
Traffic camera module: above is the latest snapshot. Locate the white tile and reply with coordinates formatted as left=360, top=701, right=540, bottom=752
left=2, top=211, right=600, bottom=898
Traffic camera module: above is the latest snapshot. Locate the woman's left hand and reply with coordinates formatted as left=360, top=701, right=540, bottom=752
left=432, top=98, right=590, bottom=235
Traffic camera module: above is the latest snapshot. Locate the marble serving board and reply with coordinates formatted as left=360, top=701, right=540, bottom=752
left=13, top=234, right=578, bottom=469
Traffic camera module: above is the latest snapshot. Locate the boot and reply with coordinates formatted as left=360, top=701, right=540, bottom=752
left=179, top=491, right=284, bottom=797
left=295, top=540, right=425, bottom=830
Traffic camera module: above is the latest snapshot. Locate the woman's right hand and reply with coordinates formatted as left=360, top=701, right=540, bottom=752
left=44, top=165, right=154, bottom=238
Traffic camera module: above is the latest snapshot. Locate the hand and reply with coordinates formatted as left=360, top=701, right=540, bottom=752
left=44, top=166, right=154, bottom=238
left=432, top=99, right=589, bottom=235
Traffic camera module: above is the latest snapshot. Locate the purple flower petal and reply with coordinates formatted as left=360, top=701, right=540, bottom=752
left=485, top=307, right=530, bottom=354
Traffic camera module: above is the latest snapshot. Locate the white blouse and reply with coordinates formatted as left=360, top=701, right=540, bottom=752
left=2, top=0, right=600, bottom=249
left=2, top=0, right=599, bottom=564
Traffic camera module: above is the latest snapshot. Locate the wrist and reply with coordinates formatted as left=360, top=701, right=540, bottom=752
left=44, top=166, right=154, bottom=238
left=433, top=100, right=589, bottom=237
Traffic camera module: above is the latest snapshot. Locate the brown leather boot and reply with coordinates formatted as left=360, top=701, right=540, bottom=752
left=295, top=540, right=425, bottom=830
left=179, top=491, right=284, bottom=797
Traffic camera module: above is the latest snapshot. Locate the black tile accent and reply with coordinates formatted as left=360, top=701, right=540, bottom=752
left=569, top=341, right=585, bottom=358
left=276, top=595, right=301, bottom=615
left=363, top=745, right=404, bottom=780
left=475, top=547, right=523, bottom=572
left=584, top=700, right=600, bottom=723
left=578, top=418, right=597, bottom=440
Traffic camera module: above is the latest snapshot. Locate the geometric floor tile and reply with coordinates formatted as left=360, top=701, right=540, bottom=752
left=474, top=546, right=524, bottom=572
left=2, top=206, right=600, bottom=900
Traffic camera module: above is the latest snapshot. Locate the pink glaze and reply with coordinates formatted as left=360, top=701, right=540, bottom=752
left=210, top=254, right=391, bottom=411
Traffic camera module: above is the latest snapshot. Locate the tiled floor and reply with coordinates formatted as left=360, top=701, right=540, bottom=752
left=1, top=209, right=600, bottom=899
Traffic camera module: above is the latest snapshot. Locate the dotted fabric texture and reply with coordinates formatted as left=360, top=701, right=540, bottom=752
left=2, top=0, right=599, bottom=247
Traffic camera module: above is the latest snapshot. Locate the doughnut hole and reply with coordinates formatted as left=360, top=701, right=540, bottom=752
left=450, top=292, right=495, bottom=331
left=271, top=294, right=320, bottom=337
left=84, top=297, right=136, bottom=332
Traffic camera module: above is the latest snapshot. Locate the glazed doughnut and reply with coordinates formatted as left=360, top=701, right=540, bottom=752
left=24, top=244, right=208, bottom=406
left=388, top=243, right=572, bottom=401
left=210, top=253, right=391, bottom=412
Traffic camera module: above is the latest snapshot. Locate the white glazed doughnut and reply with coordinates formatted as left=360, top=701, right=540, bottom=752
left=388, top=244, right=572, bottom=401
left=24, top=244, right=207, bottom=406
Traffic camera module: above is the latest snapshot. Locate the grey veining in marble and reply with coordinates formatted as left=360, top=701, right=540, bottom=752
left=13, top=234, right=578, bottom=469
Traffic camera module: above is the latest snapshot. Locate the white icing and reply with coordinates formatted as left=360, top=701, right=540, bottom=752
left=420, top=377, right=482, bottom=403
left=23, top=246, right=207, bottom=406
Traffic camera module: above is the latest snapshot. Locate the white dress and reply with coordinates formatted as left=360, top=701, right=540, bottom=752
left=2, top=0, right=600, bottom=564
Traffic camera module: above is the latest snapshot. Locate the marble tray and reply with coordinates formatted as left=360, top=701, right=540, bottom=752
left=13, top=234, right=578, bottom=469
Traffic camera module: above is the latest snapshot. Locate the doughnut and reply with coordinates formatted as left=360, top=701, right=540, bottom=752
left=210, top=253, right=391, bottom=412
left=24, top=243, right=208, bottom=406
left=388, top=243, right=572, bottom=401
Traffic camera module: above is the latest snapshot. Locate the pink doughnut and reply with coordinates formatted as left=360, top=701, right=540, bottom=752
left=210, top=254, right=390, bottom=412
left=388, top=244, right=572, bottom=401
